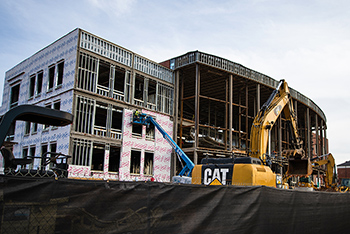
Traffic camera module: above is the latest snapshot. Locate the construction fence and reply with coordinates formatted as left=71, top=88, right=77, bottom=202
left=0, top=175, right=349, bottom=234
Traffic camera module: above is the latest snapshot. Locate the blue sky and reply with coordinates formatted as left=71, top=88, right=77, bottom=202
left=0, top=0, right=349, bottom=165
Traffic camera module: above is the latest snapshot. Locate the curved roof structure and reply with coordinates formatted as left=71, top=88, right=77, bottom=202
left=170, top=51, right=326, bottom=122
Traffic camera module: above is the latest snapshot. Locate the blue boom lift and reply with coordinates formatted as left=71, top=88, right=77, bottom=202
left=132, top=111, right=194, bottom=178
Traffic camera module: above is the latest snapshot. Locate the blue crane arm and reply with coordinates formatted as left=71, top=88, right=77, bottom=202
left=133, top=113, right=194, bottom=176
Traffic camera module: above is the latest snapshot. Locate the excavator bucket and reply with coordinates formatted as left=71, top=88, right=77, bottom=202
left=287, top=157, right=312, bottom=176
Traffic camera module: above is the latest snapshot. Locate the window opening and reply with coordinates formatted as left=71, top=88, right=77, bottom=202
left=53, top=101, right=61, bottom=110
left=146, top=121, right=155, bottom=140
left=72, top=138, right=92, bottom=166
left=91, top=143, right=105, bottom=171
left=94, top=102, right=108, bottom=137
left=10, top=84, right=20, bottom=108
left=29, top=146, right=35, bottom=169
left=157, top=83, right=174, bottom=115
left=56, top=61, right=64, bottom=87
left=130, top=150, right=141, bottom=174
left=113, top=66, right=125, bottom=101
left=97, top=60, right=110, bottom=97
left=75, top=96, right=94, bottom=134
left=48, top=65, right=55, bottom=91
left=109, top=146, right=120, bottom=172
left=77, top=53, right=98, bottom=92
left=41, top=144, right=48, bottom=170
left=124, top=71, right=131, bottom=103
left=6, top=122, right=15, bottom=141
left=134, top=74, right=144, bottom=106
left=111, top=106, right=123, bottom=139
left=144, top=152, right=154, bottom=175
left=132, top=123, right=142, bottom=137
left=36, top=71, right=43, bottom=96
left=147, top=79, right=157, bottom=110
left=22, top=147, right=28, bottom=169
left=24, top=121, right=30, bottom=135
left=29, top=75, right=35, bottom=98
left=49, top=142, right=57, bottom=169
left=32, top=122, right=38, bottom=134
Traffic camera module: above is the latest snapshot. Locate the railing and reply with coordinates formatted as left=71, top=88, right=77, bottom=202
left=170, top=51, right=327, bottom=122
left=94, top=126, right=107, bottom=137
left=97, top=84, right=109, bottom=97
left=111, top=128, right=122, bottom=140
left=80, top=31, right=133, bottom=67
left=134, top=98, right=143, bottom=106
left=80, top=31, right=174, bottom=84
left=147, top=102, right=156, bottom=111
left=134, top=55, right=174, bottom=84
left=112, top=90, right=125, bottom=101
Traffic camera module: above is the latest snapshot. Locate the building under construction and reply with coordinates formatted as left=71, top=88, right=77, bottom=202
left=0, top=29, right=328, bottom=181
left=163, top=51, right=328, bottom=176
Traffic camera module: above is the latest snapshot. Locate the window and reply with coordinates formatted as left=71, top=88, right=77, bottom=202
left=114, top=67, right=125, bottom=92
left=6, top=123, right=15, bottom=141
left=124, top=71, right=131, bottom=103
left=29, top=75, right=35, bottom=98
left=75, top=96, right=94, bottom=134
left=144, top=152, right=154, bottom=175
left=22, top=148, right=28, bottom=158
left=111, top=106, right=123, bottom=139
left=48, top=65, right=55, bottom=91
left=77, top=52, right=98, bottom=92
left=94, top=102, right=108, bottom=137
left=29, top=146, right=36, bottom=169
left=91, top=143, right=104, bottom=171
left=96, top=60, right=110, bottom=97
left=132, top=123, right=142, bottom=137
left=130, top=150, right=141, bottom=174
left=109, top=146, right=120, bottom=172
left=31, top=122, right=38, bottom=135
left=53, top=100, right=61, bottom=110
left=10, top=84, right=20, bottom=108
left=72, top=138, right=92, bottom=166
left=24, top=121, right=30, bottom=135
left=41, top=144, right=48, bottom=169
left=49, top=142, right=57, bottom=168
left=113, top=66, right=125, bottom=101
left=146, top=122, right=155, bottom=140
left=157, top=83, right=174, bottom=115
left=147, top=79, right=157, bottom=110
left=22, top=147, right=28, bottom=169
left=56, top=61, right=64, bottom=87
left=134, top=74, right=144, bottom=106
left=36, top=71, right=43, bottom=96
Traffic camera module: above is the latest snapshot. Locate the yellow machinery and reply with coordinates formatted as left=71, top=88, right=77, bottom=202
left=312, top=153, right=348, bottom=192
left=249, top=79, right=312, bottom=176
left=192, top=80, right=311, bottom=187
left=313, top=153, right=336, bottom=188
left=192, top=157, right=277, bottom=187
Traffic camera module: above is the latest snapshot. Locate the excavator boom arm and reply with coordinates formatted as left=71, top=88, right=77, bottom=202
left=249, top=80, right=311, bottom=176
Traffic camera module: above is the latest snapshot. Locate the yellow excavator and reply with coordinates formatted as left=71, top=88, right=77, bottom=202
left=250, top=79, right=312, bottom=176
left=313, top=153, right=336, bottom=189
left=313, top=153, right=348, bottom=192
left=192, top=80, right=312, bottom=187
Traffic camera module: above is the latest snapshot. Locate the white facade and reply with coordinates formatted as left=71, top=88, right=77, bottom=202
left=0, top=29, right=174, bottom=182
